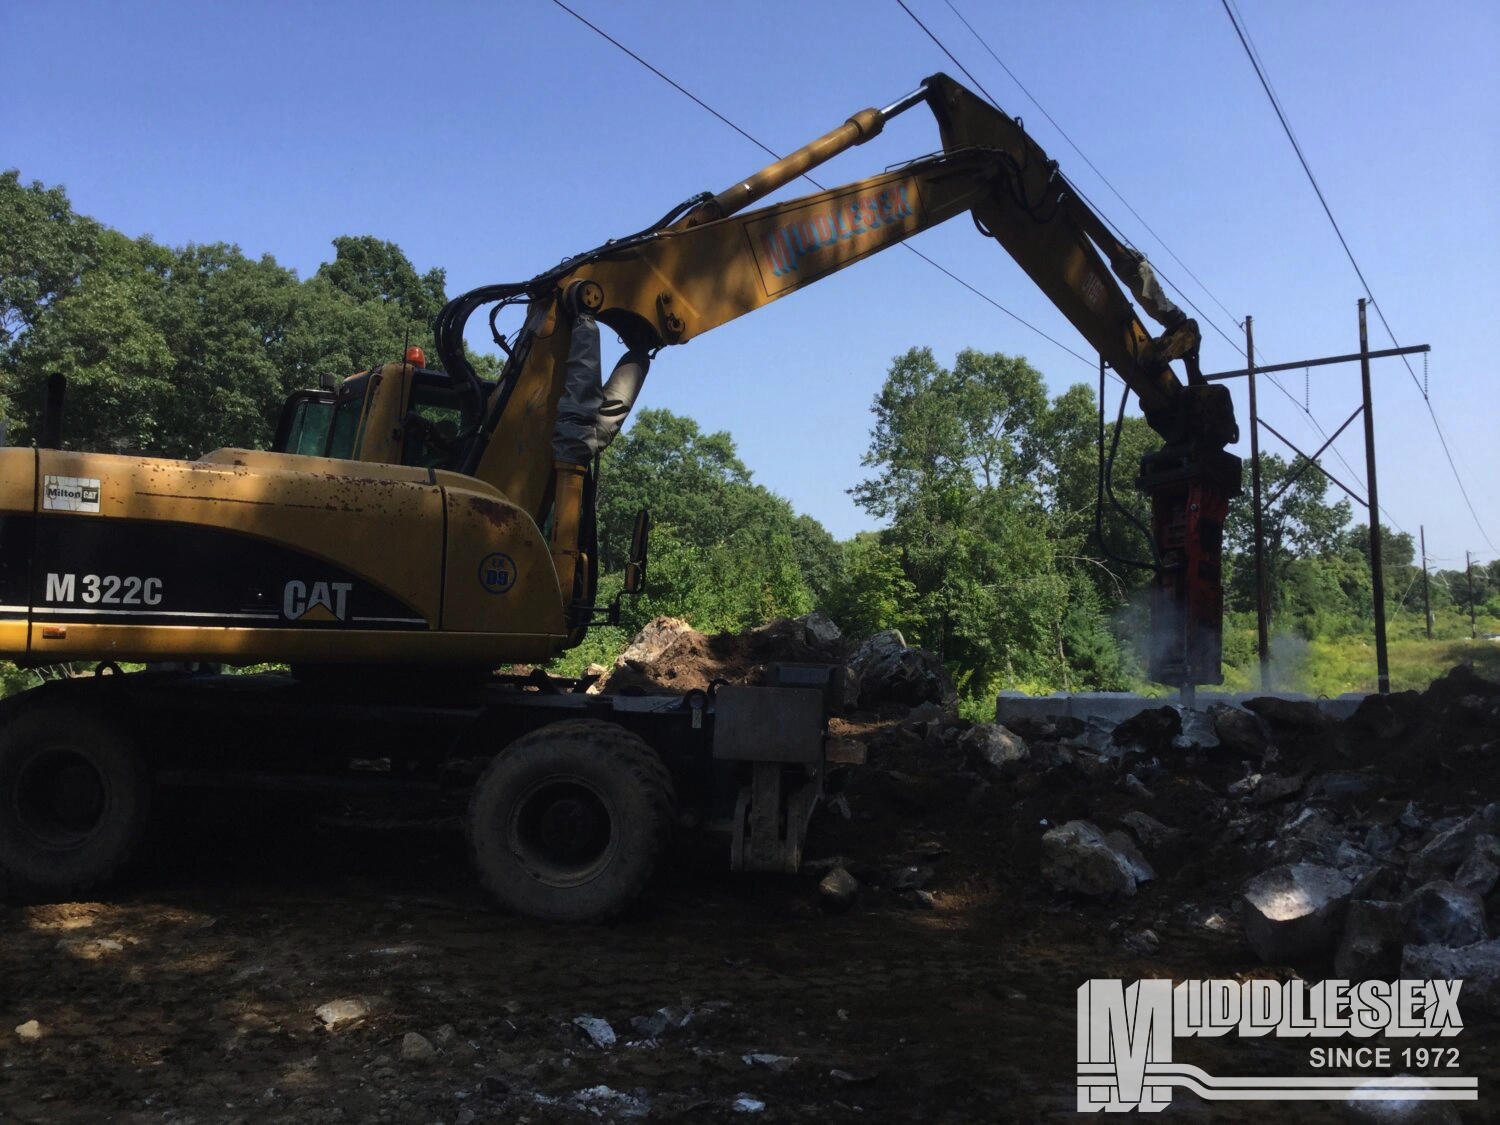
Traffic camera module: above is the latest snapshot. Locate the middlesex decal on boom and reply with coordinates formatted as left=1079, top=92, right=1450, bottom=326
left=749, top=179, right=922, bottom=296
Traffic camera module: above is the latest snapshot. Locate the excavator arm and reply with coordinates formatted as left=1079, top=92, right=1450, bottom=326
left=436, top=73, right=1241, bottom=689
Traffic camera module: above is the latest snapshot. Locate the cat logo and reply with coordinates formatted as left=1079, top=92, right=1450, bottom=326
left=283, top=580, right=353, bottom=622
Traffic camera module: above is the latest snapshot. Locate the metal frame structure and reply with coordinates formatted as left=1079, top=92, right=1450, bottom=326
left=1201, top=299, right=1430, bottom=694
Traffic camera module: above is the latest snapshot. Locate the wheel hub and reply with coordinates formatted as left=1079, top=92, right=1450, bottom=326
left=510, top=777, right=616, bottom=887
left=14, top=749, right=106, bottom=848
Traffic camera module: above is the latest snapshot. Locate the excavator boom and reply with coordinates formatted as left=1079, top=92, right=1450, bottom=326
left=436, top=73, right=1240, bottom=687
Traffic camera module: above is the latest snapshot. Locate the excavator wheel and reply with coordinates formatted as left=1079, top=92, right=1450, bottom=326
left=0, top=706, right=151, bottom=903
left=467, top=719, right=675, bottom=924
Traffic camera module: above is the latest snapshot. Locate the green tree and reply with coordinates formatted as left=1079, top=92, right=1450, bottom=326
left=1, top=174, right=479, bottom=457
left=595, top=408, right=836, bottom=632
left=0, top=170, right=101, bottom=352
left=1225, top=453, right=1352, bottom=631
left=315, top=235, right=447, bottom=331
left=851, top=347, right=1096, bottom=690
left=824, top=533, right=921, bottom=640
left=3, top=228, right=174, bottom=452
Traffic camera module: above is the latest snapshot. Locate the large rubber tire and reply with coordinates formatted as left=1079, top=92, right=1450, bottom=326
left=0, top=706, right=151, bottom=903
left=468, top=719, right=675, bottom=923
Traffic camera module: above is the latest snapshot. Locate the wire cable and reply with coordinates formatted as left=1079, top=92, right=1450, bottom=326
left=548, top=0, right=1109, bottom=378
left=940, top=0, right=1246, bottom=334
left=1220, top=0, right=1496, bottom=551
left=929, top=0, right=1420, bottom=543
left=911, top=0, right=1402, bottom=536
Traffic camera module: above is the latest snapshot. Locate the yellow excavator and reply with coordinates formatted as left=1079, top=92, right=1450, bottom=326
left=0, top=74, right=1239, bottom=920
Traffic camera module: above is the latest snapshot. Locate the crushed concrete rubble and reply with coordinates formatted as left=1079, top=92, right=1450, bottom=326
left=4, top=606, right=1497, bottom=1124
left=1040, top=820, right=1150, bottom=897
left=612, top=617, right=1500, bottom=999
left=1242, top=863, right=1354, bottom=962
left=314, top=996, right=384, bottom=1031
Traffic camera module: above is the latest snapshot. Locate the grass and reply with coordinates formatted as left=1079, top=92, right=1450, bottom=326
left=1219, top=607, right=1500, bottom=697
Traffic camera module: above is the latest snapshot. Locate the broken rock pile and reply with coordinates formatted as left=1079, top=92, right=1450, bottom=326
left=610, top=616, right=1500, bottom=1006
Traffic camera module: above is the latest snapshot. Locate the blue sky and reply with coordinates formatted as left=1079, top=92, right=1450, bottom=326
left=6, top=1, right=1497, bottom=568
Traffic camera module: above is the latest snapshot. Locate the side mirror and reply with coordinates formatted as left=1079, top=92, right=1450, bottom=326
left=623, top=508, right=651, bottom=594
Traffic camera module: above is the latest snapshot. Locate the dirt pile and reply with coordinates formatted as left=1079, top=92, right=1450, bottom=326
left=597, top=613, right=851, bottom=696
left=598, top=615, right=954, bottom=711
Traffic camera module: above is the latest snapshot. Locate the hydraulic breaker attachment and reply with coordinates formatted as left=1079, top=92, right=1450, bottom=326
left=1139, top=445, right=1242, bottom=689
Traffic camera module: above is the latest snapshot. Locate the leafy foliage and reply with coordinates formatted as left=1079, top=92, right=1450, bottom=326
left=3, top=171, right=1484, bottom=701
left=596, top=409, right=816, bottom=635
left=1, top=171, right=466, bottom=457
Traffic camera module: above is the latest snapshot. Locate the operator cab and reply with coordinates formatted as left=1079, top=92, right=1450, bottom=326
left=271, top=346, right=492, bottom=470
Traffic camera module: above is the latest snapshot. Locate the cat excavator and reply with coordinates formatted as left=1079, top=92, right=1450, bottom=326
left=0, top=74, right=1239, bottom=921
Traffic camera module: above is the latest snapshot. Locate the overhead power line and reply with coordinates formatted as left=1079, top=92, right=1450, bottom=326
left=918, top=0, right=1403, bottom=534
left=1220, top=0, right=1497, bottom=552
left=938, top=0, right=1246, bottom=335
left=547, top=0, right=1100, bottom=374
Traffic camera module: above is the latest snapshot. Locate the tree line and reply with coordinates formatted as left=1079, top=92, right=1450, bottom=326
left=4, top=170, right=1494, bottom=705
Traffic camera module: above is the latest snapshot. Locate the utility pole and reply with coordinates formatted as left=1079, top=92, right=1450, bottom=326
left=1468, top=551, right=1478, bottom=640
left=1359, top=299, right=1390, bottom=693
left=1420, top=525, right=1433, bottom=640
left=1203, top=303, right=1426, bottom=695
left=1247, top=316, right=1270, bottom=690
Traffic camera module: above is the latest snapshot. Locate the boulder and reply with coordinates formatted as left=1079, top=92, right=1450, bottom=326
left=850, top=630, right=956, bottom=708
left=1248, top=773, right=1307, bottom=806
left=818, top=867, right=859, bottom=911
left=572, top=1016, right=617, bottom=1049
left=1408, top=804, right=1500, bottom=882
left=1041, top=820, right=1143, bottom=898
left=1111, top=706, right=1181, bottom=753
left=795, top=611, right=843, bottom=652
left=1453, top=834, right=1500, bottom=897
left=1400, top=940, right=1500, bottom=1016
left=400, top=1032, right=436, bottom=1062
left=1241, top=863, right=1355, bottom=962
left=1103, top=830, right=1156, bottom=884
left=314, top=996, right=384, bottom=1031
left=1118, top=811, right=1182, bottom=851
left=961, top=723, right=1028, bottom=771
left=1362, top=824, right=1403, bottom=862
left=1213, top=705, right=1273, bottom=759
left=1270, top=808, right=1347, bottom=866
left=1400, top=882, right=1488, bottom=948
left=1348, top=690, right=1425, bottom=741
left=1245, top=696, right=1327, bottom=730
left=617, top=617, right=695, bottom=670
left=1177, top=709, right=1220, bottom=750
left=1335, top=899, right=1406, bottom=980
left=1305, top=771, right=1392, bottom=803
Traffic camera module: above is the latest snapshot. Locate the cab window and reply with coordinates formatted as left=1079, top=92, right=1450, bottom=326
left=325, top=374, right=375, bottom=460
left=272, top=392, right=335, bottom=455
left=400, top=373, right=480, bottom=469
